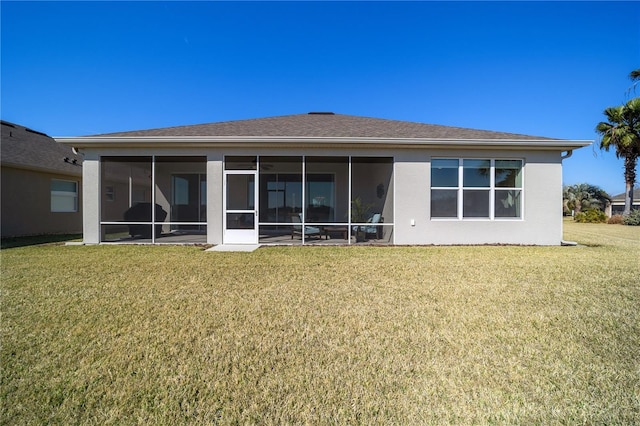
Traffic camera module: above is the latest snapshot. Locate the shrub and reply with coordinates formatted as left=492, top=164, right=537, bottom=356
left=574, top=209, right=607, bottom=223
left=607, top=214, right=624, bottom=224
left=622, top=209, right=640, bottom=226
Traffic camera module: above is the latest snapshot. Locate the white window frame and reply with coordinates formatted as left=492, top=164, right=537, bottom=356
left=51, top=179, right=78, bottom=213
left=431, top=158, right=523, bottom=221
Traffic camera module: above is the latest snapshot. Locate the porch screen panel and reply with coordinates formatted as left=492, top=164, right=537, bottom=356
left=352, top=157, right=394, bottom=241
left=259, top=156, right=302, bottom=223
left=156, top=156, right=207, bottom=236
left=227, top=174, right=255, bottom=210
left=305, top=157, right=348, bottom=224
left=225, top=156, right=256, bottom=170
left=101, top=156, right=153, bottom=223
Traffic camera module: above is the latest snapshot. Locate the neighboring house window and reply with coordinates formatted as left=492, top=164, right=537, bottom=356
left=431, top=159, right=523, bottom=219
left=51, top=179, right=78, bottom=212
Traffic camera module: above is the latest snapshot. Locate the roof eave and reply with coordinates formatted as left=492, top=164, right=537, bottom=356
left=55, top=136, right=592, bottom=151
left=1, top=161, right=83, bottom=177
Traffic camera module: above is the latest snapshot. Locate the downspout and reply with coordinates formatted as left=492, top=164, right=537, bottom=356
left=560, top=150, right=577, bottom=246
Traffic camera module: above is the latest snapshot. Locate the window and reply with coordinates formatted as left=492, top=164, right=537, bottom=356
left=494, top=160, right=522, bottom=218
left=431, top=159, right=523, bottom=220
left=430, top=159, right=458, bottom=218
left=51, top=179, right=78, bottom=212
left=463, top=159, right=490, bottom=218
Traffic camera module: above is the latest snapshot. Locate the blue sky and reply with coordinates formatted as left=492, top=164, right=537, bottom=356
left=2, top=1, right=639, bottom=196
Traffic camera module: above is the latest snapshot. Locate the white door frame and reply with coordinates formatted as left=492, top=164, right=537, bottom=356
left=223, top=170, right=258, bottom=244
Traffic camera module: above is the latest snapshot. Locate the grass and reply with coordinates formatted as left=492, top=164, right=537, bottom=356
left=0, top=234, right=82, bottom=249
left=1, top=221, right=639, bottom=424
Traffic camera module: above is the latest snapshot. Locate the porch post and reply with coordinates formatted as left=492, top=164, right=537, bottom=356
left=207, top=153, right=223, bottom=245
left=82, top=152, right=101, bottom=244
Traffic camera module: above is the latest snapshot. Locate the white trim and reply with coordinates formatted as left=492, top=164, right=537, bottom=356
left=56, top=136, right=592, bottom=151
left=223, top=166, right=258, bottom=245
left=490, top=161, right=495, bottom=220
left=151, top=155, right=156, bottom=243
left=348, top=156, right=352, bottom=243
left=391, top=160, right=395, bottom=245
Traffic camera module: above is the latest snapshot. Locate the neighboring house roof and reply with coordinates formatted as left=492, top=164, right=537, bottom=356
left=1, top=120, right=83, bottom=176
left=610, top=189, right=640, bottom=204
left=56, top=113, right=592, bottom=151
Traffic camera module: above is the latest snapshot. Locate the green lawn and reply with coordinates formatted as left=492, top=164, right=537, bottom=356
left=2, top=221, right=639, bottom=424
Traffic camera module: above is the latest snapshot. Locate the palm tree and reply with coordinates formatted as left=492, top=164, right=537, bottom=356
left=629, top=68, right=640, bottom=94
left=596, top=97, right=640, bottom=215
left=563, top=183, right=611, bottom=215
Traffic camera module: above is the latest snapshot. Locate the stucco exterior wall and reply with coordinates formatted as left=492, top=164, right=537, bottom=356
left=82, top=154, right=101, bottom=244
left=207, top=153, right=224, bottom=245
left=393, top=149, right=563, bottom=245
left=1, top=166, right=82, bottom=237
left=78, top=146, right=566, bottom=246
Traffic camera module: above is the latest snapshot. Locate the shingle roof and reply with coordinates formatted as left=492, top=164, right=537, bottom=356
left=610, top=189, right=640, bottom=203
left=96, top=113, right=557, bottom=140
left=1, top=120, right=82, bottom=176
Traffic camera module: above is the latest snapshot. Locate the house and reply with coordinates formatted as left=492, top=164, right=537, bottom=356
left=1, top=120, right=83, bottom=238
left=606, top=188, right=640, bottom=216
left=55, top=113, right=590, bottom=246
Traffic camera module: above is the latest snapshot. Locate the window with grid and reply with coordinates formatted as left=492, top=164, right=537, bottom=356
left=431, top=159, right=522, bottom=220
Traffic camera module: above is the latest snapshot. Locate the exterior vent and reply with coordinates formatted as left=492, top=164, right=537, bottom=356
left=308, top=112, right=335, bottom=115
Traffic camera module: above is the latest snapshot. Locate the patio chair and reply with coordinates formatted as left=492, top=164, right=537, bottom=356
left=291, top=213, right=321, bottom=239
left=352, top=213, right=383, bottom=241
left=363, top=213, right=383, bottom=239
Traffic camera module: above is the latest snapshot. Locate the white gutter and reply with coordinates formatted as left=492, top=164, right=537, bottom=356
left=561, top=150, right=573, bottom=160
left=55, top=136, right=593, bottom=151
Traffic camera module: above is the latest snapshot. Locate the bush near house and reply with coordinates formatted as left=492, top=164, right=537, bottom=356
left=607, top=214, right=624, bottom=224
left=622, top=209, right=640, bottom=225
left=574, top=208, right=608, bottom=223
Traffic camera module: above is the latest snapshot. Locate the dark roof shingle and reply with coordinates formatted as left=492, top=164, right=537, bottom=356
left=611, top=189, right=640, bottom=202
left=96, top=113, right=557, bottom=140
left=1, top=121, right=82, bottom=175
